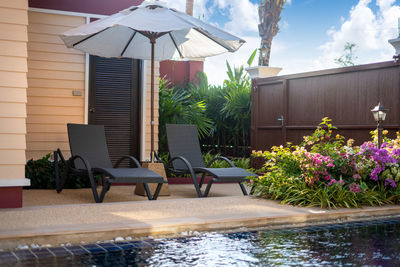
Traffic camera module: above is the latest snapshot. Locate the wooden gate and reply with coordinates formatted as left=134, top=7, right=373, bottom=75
left=251, top=61, right=400, bottom=151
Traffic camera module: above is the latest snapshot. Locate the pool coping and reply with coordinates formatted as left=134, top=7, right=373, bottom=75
left=1, top=198, right=400, bottom=250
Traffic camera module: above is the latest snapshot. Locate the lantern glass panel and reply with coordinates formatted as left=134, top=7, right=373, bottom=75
left=380, top=111, right=387, bottom=121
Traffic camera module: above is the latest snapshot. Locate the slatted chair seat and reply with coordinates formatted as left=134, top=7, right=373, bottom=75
left=96, top=168, right=165, bottom=183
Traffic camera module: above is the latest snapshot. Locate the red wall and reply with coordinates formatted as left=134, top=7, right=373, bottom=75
left=29, top=0, right=144, bottom=15
left=0, top=187, right=22, bottom=209
left=160, top=60, right=204, bottom=86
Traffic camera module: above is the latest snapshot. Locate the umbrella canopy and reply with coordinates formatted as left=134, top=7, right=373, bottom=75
left=60, top=0, right=245, bottom=159
left=61, top=0, right=245, bottom=60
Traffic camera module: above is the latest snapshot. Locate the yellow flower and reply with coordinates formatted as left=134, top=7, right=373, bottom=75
left=383, top=130, right=388, bottom=135
left=321, top=137, right=324, bottom=140
left=336, top=134, right=340, bottom=138
left=347, top=139, right=355, bottom=147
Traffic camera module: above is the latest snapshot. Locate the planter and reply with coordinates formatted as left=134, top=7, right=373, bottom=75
left=246, top=66, right=282, bottom=79
left=389, top=37, right=400, bottom=55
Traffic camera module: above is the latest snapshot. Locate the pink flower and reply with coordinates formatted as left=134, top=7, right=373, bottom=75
left=327, top=163, right=335, bottom=168
left=328, top=179, right=336, bottom=186
left=328, top=179, right=344, bottom=186
left=353, top=174, right=361, bottom=180
left=349, top=183, right=361, bottom=193
left=324, top=175, right=331, bottom=181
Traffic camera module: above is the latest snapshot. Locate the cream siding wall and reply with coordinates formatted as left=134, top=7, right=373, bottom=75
left=143, top=60, right=159, bottom=160
left=0, top=0, right=28, bottom=180
left=26, top=11, right=85, bottom=160
left=26, top=10, right=159, bottom=161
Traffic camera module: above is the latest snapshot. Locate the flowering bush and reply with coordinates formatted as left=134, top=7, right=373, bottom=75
left=251, top=118, right=400, bottom=208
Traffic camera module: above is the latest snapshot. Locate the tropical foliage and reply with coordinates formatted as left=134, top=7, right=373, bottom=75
left=251, top=118, right=400, bottom=208
left=25, top=154, right=96, bottom=189
left=158, top=50, right=257, bottom=156
left=158, top=78, right=213, bottom=152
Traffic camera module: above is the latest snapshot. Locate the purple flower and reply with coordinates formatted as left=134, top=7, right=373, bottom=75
left=385, top=178, right=397, bottom=188
left=353, top=174, right=362, bottom=180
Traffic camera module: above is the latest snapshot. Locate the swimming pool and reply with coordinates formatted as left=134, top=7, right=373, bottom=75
left=2, top=217, right=400, bottom=266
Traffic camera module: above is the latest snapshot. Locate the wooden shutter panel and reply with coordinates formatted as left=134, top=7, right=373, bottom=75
left=89, top=56, right=140, bottom=166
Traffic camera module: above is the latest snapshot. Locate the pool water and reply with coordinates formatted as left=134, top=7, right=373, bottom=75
left=3, top=218, right=400, bottom=266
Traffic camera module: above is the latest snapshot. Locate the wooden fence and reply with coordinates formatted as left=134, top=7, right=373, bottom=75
left=251, top=61, right=400, bottom=152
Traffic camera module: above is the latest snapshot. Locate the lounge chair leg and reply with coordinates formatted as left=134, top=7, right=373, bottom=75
left=54, top=151, right=60, bottom=192
left=99, top=179, right=111, bottom=203
left=239, top=182, right=248, bottom=196
left=56, top=165, right=69, bottom=194
left=193, top=179, right=203, bottom=198
left=199, top=173, right=206, bottom=189
left=90, top=171, right=101, bottom=203
left=204, top=179, right=216, bottom=197
left=152, top=183, right=163, bottom=200
left=250, top=184, right=256, bottom=195
left=143, top=183, right=154, bottom=200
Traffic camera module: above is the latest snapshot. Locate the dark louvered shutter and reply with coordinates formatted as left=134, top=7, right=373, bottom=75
left=89, top=56, right=141, bottom=167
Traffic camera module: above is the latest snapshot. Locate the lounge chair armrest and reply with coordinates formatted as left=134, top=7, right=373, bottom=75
left=207, top=156, right=235, bottom=168
left=114, top=155, right=141, bottom=168
left=69, top=155, right=93, bottom=173
left=167, top=156, right=196, bottom=177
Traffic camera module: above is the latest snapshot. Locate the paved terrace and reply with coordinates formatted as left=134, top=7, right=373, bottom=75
left=1, top=184, right=400, bottom=250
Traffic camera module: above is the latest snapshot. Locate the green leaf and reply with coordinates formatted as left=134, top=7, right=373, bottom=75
left=247, top=48, right=257, bottom=67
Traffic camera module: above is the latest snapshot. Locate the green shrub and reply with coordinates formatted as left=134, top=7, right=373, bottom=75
left=251, top=118, right=400, bottom=208
left=25, top=154, right=95, bottom=189
left=203, top=151, right=250, bottom=169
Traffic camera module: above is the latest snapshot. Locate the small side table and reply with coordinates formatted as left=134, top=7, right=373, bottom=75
left=134, top=162, right=170, bottom=196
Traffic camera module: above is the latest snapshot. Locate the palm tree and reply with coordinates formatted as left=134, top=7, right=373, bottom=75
left=186, top=0, right=194, bottom=16
left=258, top=0, right=286, bottom=66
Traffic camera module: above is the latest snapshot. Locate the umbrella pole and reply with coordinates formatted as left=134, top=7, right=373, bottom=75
left=150, top=37, right=155, bottom=162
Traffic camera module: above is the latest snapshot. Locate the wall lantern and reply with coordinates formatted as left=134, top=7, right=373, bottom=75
left=371, top=102, right=389, bottom=148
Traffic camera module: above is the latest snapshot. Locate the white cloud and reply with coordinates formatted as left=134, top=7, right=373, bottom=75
left=204, top=36, right=260, bottom=85
left=162, top=0, right=210, bottom=19
left=219, top=0, right=259, bottom=35
left=313, top=0, right=400, bottom=69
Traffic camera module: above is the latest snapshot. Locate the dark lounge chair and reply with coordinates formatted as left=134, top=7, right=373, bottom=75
left=54, top=124, right=166, bottom=203
left=165, top=124, right=256, bottom=197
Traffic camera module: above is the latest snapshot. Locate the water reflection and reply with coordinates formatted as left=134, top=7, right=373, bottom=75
left=48, top=220, right=400, bottom=266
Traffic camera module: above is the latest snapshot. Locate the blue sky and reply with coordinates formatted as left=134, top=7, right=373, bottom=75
left=164, top=0, right=400, bottom=85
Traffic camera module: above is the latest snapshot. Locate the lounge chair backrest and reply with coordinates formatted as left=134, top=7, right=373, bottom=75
left=67, top=124, right=113, bottom=169
left=166, top=124, right=205, bottom=170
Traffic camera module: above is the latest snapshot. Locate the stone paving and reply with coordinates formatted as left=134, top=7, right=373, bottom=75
left=0, top=184, right=399, bottom=250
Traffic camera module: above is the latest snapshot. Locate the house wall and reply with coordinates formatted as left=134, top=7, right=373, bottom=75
left=0, top=0, right=30, bottom=208
left=26, top=9, right=159, bottom=162
left=26, top=11, right=86, bottom=160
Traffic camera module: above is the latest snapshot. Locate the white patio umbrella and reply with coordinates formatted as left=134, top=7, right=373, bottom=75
left=60, top=0, right=245, bottom=160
